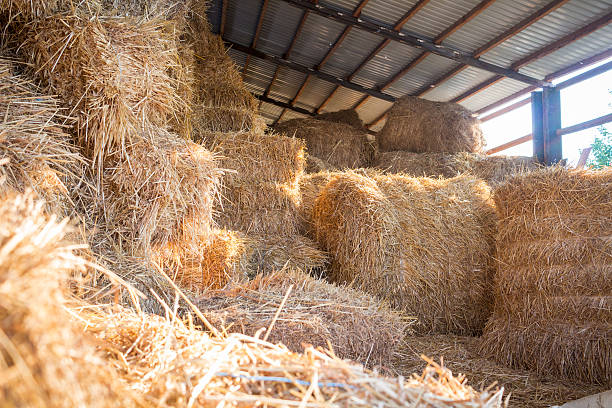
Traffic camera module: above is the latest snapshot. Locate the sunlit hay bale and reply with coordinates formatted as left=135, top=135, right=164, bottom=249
left=313, top=171, right=497, bottom=335
left=480, top=167, right=612, bottom=385
left=193, top=105, right=267, bottom=134
left=379, top=96, right=485, bottom=153
left=276, top=117, right=375, bottom=169
left=375, top=151, right=539, bottom=186
left=99, top=0, right=194, bottom=20
left=216, top=180, right=301, bottom=236
left=24, top=14, right=185, bottom=171
left=306, top=154, right=337, bottom=173
left=84, top=306, right=504, bottom=407
left=152, top=229, right=251, bottom=296
left=247, top=234, right=328, bottom=276
left=196, top=269, right=407, bottom=367
left=0, top=191, right=138, bottom=407
left=0, top=57, right=85, bottom=217
left=102, top=127, right=221, bottom=254
left=0, top=0, right=85, bottom=19
left=199, top=130, right=305, bottom=184
left=316, top=108, right=364, bottom=129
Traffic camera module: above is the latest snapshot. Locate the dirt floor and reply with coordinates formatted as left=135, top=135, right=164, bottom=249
left=391, top=335, right=607, bottom=407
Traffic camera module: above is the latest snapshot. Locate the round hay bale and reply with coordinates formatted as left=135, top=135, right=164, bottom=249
left=313, top=171, right=497, bottom=335
left=246, top=234, right=328, bottom=276
left=196, top=269, right=408, bottom=368
left=305, top=154, right=337, bottom=173
left=479, top=167, right=612, bottom=385
left=374, top=151, right=539, bottom=186
left=378, top=96, right=484, bottom=153
left=276, top=117, right=375, bottom=169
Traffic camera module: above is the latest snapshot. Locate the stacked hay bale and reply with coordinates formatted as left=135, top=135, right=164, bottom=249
left=276, top=115, right=375, bottom=170
left=313, top=171, right=497, bottom=335
left=375, top=151, right=539, bottom=186
left=479, top=168, right=612, bottom=385
left=0, top=57, right=84, bottom=217
left=378, top=96, right=484, bottom=153
left=317, top=108, right=364, bottom=128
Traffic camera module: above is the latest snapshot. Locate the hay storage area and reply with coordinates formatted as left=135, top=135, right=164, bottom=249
left=276, top=116, right=375, bottom=169
left=375, top=151, right=539, bottom=186
left=313, top=171, right=497, bottom=335
left=378, top=96, right=485, bottom=153
left=196, top=269, right=408, bottom=367
left=479, top=167, right=612, bottom=385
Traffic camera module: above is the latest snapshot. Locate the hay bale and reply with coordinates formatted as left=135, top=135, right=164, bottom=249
left=276, top=117, right=375, bottom=169
left=479, top=167, right=612, bottom=385
left=85, top=305, right=504, bottom=407
left=0, top=57, right=84, bottom=216
left=375, top=151, right=539, bottom=185
left=0, top=191, right=138, bottom=407
left=101, top=126, right=221, bottom=254
left=378, top=96, right=485, bottom=153
left=199, top=130, right=305, bottom=238
left=306, top=154, right=337, bottom=173
left=316, top=108, right=364, bottom=128
left=152, top=229, right=251, bottom=296
left=23, top=14, right=185, bottom=170
left=193, top=106, right=267, bottom=134
left=196, top=269, right=407, bottom=367
left=247, top=234, right=328, bottom=276
left=313, top=171, right=497, bottom=335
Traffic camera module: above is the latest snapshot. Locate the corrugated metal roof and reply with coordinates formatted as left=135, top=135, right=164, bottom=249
left=216, top=0, right=612, bottom=127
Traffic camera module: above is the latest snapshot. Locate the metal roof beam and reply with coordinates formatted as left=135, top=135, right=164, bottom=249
left=316, top=0, right=431, bottom=113
left=256, top=94, right=315, bottom=117
left=278, top=0, right=546, bottom=86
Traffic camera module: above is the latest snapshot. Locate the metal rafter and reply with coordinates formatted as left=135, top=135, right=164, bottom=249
left=278, top=0, right=545, bottom=86
left=243, top=0, right=270, bottom=78
left=316, top=0, right=431, bottom=114
left=220, top=0, right=229, bottom=36
left=354, top=0, right=496, bottom=110
left=275, top=0, right=370, bottom=124
left=450, top=11, right=612, bottom=104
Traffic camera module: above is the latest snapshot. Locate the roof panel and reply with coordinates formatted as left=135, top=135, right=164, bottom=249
left=323, top=87, right=365, bottom=113
left=319, top=28, right=385, bottom=78
left=385, top=53, right=459, bottom=97
left=401, top=0, right=484, bottom=40
left=293, top=76, right=338, bottom=109
left=480, top=0, right=612, bottom=69
left=224, top=0, right=261, bottom=45
left=268, top=67, right=308, bottom=103
left=259, top=101, right=285, bottom=123
left=459, top=77, right=530, bottom=111
left=360, top=0, right=423, bottom=27
left=350, top=41, right=423, bottom=89
left=242, top=56, right=277, bottom=95
left=256, top=0, right=306, bottom=56
left=356, top=97, right=393, bottom=124
left=422, top=66, right=497, bottom=102
left=286, top=13, right=347, bottom=67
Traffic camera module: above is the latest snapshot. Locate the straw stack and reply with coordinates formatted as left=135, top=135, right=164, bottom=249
left=375, top=151, right=538, bottom=185
left=83, top=305, right=504, bottom=407
left=316, top=108, right=364, bottom=128
left=379, top=96, right=485, bottom=153
left=0, top=191, right=138, bottom=407
left=480, top=167, right=612, bottom=385
left=313, top=171, right=497, bottom=335
left=0, top=57, right=84, bottom=216
left=197, top=269, right=407, bottom=367
left=276, top=117, right=375, bottom=169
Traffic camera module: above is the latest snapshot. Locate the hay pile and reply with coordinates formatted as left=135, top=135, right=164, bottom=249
left=0, top=57, right=84, bottom=216
left=313, top=171, right=497, bottom=335
left=396, top=335, right=608, bottom=408
left=276, top=117, right=375, bottom=169
left=479, top=167, right=612, bottom=385
left=196, top=269, right=408, bottom=367
left=83, top=305, right=504, bottom=407
left=378, top=96, right=485, bottom=153
left=375, top=151, right=539, bottom=185
left=0, top=190, right=138, bottom=407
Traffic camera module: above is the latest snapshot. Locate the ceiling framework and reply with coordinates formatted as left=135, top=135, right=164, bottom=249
left=215, top=0, right=612, bottom=129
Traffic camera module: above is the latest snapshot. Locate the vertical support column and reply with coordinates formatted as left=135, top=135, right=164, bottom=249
left=542, top=86, right=562, bottom=165
left=532, top=91, right=544, bottom=163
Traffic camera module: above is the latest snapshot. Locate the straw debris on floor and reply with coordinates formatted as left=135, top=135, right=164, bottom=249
left=196, top=269, right=407, bottom=367
left=375, top=151, right=539, bottom=185
left=276, top=116, right=375, bottom=169
left=378, top=96, right=485, bottom=153
left=479, top=167, right=612, bottom=385
left=395, top=335, right=608, bottom=408
left=313, top=171, right=497, bottom=335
